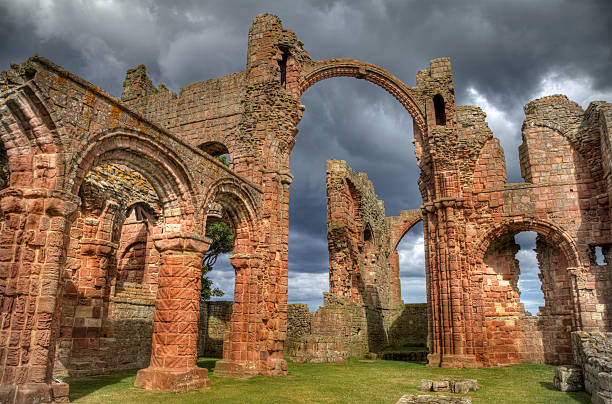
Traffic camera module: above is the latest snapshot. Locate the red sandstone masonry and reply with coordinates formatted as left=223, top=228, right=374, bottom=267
left=0, top=12, right=610, bottom=404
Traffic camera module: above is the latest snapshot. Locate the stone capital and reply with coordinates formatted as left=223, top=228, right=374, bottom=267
left=153, top=232, right=211, bottom=254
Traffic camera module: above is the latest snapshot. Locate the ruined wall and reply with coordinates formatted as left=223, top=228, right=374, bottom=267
left=197, top=301, right=233, bottom=358
left=282, top=161, right=428, bottom=363
left=571, top=331, right=612, bottom=402
left=1, top=14, right=611, bottom=403
left=196, top=299, right=428, bottom=362
left=326, top=159, right=395, bottom=309
left=54, top=164, right=161, bottom=376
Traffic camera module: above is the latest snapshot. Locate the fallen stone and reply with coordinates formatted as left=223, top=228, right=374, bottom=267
left=553, top=365, right=583, bottom=392
left=396, top=394, right=472, bottom=403
left=420, top=378, right=479, bottom=393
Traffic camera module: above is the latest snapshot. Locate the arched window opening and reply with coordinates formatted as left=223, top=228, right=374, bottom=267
left=198, top=141, right=231, bottom=166
left=278, top=46, right=290, bottom=88
left=0, top=142, right=9, bottom=190
left=483, top=228, right=574, bottom=364
left=117, top=202, right=158, bottom=284
left=433, top=94, right=446, bottom=126
left=363, top=223, right=374, bottom=243
left=396, top=221, right=426, bottom=304
left=198, top=212, right=235, bottom=358
left=514, top=232, right=544, bottom=316
left=391, top=221, right=428, bottom=349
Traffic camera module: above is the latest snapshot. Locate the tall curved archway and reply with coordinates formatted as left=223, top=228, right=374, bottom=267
left=474, top=219, right=582, bottom=365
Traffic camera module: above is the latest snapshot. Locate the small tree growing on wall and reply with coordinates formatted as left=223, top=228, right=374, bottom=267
left=201, top=221, right=233, bottom=300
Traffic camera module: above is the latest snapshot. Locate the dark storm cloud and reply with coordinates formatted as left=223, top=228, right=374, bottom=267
left=2, top=0, right=610, bottom=309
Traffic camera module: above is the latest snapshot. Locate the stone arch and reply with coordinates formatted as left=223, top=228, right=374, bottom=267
left=300, top=60, right=427, bottom=135
left=115, top=201, right=159, bottom=285
left=68, top=128, right=199, bottom=232
left=0, top=84, right=65, bottom=189
left=474, top=218, right=580, bottom=269
left=202, top=177, right=259, bottom=253
left=199, top=141, right=231, bottom=160
left=473, top=218, right=582, bottom=365
left=391, top=211, right=423, bottom=252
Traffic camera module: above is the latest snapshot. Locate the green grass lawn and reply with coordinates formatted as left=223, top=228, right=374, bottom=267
left=64, top=358, right=589, bottom=404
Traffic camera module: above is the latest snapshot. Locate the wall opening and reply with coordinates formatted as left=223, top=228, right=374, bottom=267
left=278, top=47, right=289, bottom=88
left=397, top=221, right=426, bottom=304
left=593, top=245, right=607, bottom=266
left=198, top=141, right=231, bottom=166
left=0, top=142, right=8, bottom=190
left=198, top=218, right=234, bottom=358
left=288, top=78, right=420, bottom=313
left=363, top=223, right=373, bottom=243
left=55, top=162, right=163, bottom=377
left=433, top=94, right=446, bottom=126
left=483, top=228, right=575, bottom=364
left=514, top=232, right=545, bottom=315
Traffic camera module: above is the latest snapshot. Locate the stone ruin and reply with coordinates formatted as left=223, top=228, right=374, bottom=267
left=0, top=13, right=610, bottom=403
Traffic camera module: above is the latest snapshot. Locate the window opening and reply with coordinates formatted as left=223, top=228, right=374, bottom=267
left=433, top=94, right=446, bottom=126
left=594, top=246, right=607, bottom=266
left=278, top=48, right=289, bottom=88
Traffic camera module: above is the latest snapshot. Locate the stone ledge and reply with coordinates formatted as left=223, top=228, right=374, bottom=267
left=420, top=378, right=479, bottom=394
left=396, top=394, right=472, bottom=403
left=134, top=367, right=210, bottom=392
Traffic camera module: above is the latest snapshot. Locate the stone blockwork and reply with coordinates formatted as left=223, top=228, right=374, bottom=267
left=280, top=160, right=428, bottom=363
left=198, top=301, right=233, bottom=358
left=571, top=331, right=612, bottom=402
left=0, top=11, right=610, bottom=403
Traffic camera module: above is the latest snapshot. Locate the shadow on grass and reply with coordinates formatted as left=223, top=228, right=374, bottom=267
left=197, top=357, right=220, bottom=372
left=538, top=382, right=590, bottom=404
left=66, top=369, right=138, bottom=402
left=66, top=358, right=220, bottom=401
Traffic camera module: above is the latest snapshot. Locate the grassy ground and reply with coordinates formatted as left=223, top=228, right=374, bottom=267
left=65, top=358, right=589, bottom=404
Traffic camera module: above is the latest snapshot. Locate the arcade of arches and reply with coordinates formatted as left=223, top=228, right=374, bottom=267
left=0, top=13, right=609, bottom=403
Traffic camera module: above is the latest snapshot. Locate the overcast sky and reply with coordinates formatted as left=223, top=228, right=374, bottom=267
left=1, top=0, right=610, bottom=314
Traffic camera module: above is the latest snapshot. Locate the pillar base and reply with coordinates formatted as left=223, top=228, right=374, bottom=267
left=134, top=367, right=210, bottom=392
left=427, top=353, right=479, bottom=368
left=0, top=382, right=69, bottom=404
left=213, top=360, right=259, bottom=378
left=214, top=358, right=288, bottom=378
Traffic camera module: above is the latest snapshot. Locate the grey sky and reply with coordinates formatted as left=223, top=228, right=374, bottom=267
left=1, top=0, right=610, bottom=312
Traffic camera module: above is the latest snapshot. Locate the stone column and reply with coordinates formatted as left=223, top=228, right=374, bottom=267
left=0, top=187, right=78, bottom=404
left=134, top=232, right=210, bottom=392
left=214, top=253, right=263, bottom=378
left=423, top=198, right=477, bottom=368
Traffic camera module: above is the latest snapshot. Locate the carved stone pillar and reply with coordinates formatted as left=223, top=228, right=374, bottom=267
left=0, top=187, right=78, bottom=404
left=214, top=253, right=263, bottom=378
left=134, top=232, right=210, bottom=392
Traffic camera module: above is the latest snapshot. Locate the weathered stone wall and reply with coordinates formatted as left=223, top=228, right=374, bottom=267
left=197, top=301, right=233, bottom=358
left=388, top=304, right=428, bottom=348
left=571, top=331, right=612, bottom=402
left=197, top=299, right=428, bottom=362
left=284, top=295, right=428, bottom=362
left=1, top=12, right=611, bottom=402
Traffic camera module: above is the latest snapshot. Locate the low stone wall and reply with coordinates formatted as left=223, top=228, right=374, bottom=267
left=284, top=294, right=428, bottom=363
left=571, top=331, right=612, bottom=402
left=388, top=303, right=428, bottom=347
left=195, top=298, right=428, bottom=363
left=198, top=301, right=233, bottom=358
